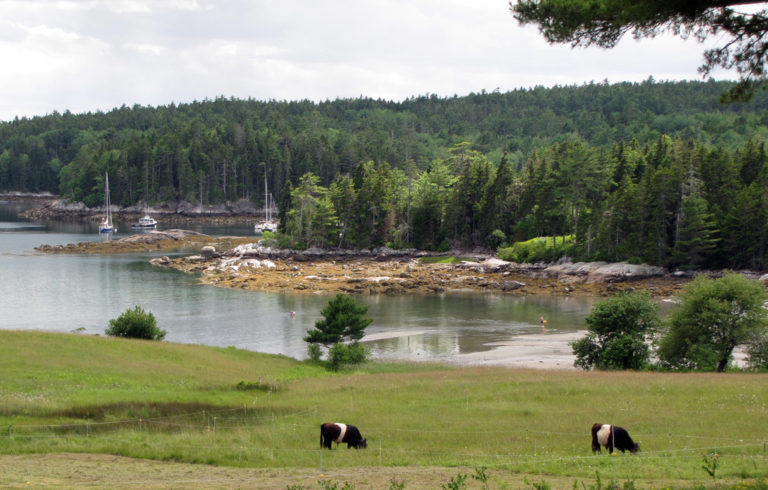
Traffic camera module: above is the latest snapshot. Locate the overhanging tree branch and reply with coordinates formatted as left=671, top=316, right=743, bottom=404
left=511, top=0, right=768, bottom=101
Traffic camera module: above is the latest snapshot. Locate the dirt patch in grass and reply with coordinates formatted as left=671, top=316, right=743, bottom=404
left=0, top=453, right=719, bottom=489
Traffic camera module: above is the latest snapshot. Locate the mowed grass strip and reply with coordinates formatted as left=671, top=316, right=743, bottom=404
left=1, top=330, right=767, bottom=487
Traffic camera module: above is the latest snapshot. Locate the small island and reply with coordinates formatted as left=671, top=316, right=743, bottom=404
left=35, top=229, right=694, bottom=297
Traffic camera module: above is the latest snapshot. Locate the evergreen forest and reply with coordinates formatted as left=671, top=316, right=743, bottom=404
left=3, top=78, right=768, bottom=269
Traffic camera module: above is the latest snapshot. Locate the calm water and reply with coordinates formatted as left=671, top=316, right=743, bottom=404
left=0, top=201, right=596, bottom=362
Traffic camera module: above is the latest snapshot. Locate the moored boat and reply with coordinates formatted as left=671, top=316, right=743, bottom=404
left=99, top=172, right=116, bottom=234
left=132, top=214, right=157, bottom=229
left=254, top=168, right=278, bottom=233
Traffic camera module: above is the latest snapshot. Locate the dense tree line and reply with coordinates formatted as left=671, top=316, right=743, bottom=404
left=279, top=135, right=768, bottom=270
left=3, top=79, right=768, bottom=267
left=2, top=79, right=768, bottom=203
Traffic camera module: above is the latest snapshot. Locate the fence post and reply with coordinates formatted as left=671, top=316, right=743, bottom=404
left=612, top=425, right=617, bottom=487
left=320, top=449, right=323, bottom=473
left=379, top=440, right=382, bottom=466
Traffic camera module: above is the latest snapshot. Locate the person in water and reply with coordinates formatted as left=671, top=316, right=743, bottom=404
left=539, top=315, right=547, bottom=332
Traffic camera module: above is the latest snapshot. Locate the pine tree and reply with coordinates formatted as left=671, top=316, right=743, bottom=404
left=303, top=294, right=372, bottom=347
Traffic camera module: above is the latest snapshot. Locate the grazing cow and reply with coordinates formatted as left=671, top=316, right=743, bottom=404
left=591, top=423, right=639, bottom=454
left=320, top=422, right=367, bottom=450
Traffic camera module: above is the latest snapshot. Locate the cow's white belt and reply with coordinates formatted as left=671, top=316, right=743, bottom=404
left=335, top=423, right=347, bottom=443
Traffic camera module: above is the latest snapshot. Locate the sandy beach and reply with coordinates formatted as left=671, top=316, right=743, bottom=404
left=361, top=329, right=585, bottom=370
left=447, top=330, right=585, bottom=369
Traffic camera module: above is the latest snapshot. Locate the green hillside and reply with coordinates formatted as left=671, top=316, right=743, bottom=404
left=5, top=79, right=768, bottom=268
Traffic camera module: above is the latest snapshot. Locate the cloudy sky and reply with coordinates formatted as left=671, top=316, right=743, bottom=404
left=0, top=0, right=725, bottom=121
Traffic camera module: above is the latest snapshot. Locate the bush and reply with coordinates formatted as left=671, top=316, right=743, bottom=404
left=487, top=229, right=507, bottom=248
left=572, top=292, right=659, bottom=370
left=307, top=343, right=323, bottom=362
left=436, top=239, right=451, bottom=253
left=327, top=342, right=368, bottom=370
left=497, top=235, right=575, bottom=263
left=746, top=332, right=768, bottom=370
left=105, top=306, right=166, bottom=340
left=657, top=273, right=768, bottom=372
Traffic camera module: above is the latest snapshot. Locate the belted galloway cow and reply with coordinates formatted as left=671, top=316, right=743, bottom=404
left=591, top=423, right=639, bottom=454
left=320, top=422, right=367, bottom=450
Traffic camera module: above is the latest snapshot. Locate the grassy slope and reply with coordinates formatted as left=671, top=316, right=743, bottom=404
left=1, top=330, right=767, bottom=488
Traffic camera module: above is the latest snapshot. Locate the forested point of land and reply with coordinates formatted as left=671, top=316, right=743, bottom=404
left=3, top=78, right=768, bottom=269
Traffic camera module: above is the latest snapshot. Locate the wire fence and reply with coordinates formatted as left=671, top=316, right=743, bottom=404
left=4, top=406, right=768, bottom=467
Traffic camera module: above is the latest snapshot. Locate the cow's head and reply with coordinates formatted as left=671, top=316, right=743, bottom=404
left=358, top=438, right=367, bottom=449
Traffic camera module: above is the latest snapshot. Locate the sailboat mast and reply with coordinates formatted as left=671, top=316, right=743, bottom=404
left=105, top=172, right=111, bottom=224
left=264, top=167, right=270, bottom=222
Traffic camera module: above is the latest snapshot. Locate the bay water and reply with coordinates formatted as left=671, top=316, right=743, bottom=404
left=0, top=201, right=596, bottom=363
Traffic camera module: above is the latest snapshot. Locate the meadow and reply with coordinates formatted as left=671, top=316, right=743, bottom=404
left=1, top=329, right=767, bottom=488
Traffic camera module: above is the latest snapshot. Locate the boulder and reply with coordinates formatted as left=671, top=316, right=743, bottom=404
left=502, top=281, right=526, bottom=291
left=543, top=261, right=666, bottom=283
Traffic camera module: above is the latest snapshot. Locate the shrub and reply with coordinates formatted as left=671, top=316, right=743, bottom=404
left=497, top=235, right=575, bottom=263
left=746, top=332, right=768, bottom=370
left=307, top=343, right=323, bottom=362
left=327, top=342, right=368, bottom=370
left=657, top=273, right=768, bottom=372
left=572, top=292, right=659, bottom=370
left=487, top=229, right=507, bottom=248
left=105, top=306, right=166, bottom=340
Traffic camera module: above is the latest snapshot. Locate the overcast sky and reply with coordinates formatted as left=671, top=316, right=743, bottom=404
left=0, top=0, right=727, bottom=121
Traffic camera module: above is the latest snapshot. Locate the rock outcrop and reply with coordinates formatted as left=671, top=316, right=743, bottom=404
left=149, top=245, right=686, bottom=297
left=540, top=262, right=667, bottom=283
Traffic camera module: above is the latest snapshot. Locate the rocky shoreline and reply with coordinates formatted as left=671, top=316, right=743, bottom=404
left=22, top=197, right=263, bottom=225
left=30, top=222, right=768, bottom=298
left=34, top=229, right=256, bottom=255
left=147, top=242, right=692, bottom=297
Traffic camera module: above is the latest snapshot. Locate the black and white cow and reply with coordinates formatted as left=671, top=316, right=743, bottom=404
left=591, top=423, right=639, bottom=454
left=320, top=422, right=367, bottom=450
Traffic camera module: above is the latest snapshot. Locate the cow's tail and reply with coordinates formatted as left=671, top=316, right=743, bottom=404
left=320, top=424, right=324, bottom=448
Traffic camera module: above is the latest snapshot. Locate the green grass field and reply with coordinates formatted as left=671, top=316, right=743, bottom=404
left=1, top=330, right=767, bottom=488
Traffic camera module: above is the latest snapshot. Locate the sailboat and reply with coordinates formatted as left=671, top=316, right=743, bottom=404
left=254, top=169, right=278, bottom=233
left=98, top=172, right=116, bottom=234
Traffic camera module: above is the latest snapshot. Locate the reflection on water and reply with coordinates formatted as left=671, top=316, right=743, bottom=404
left=1, top=201, right=600, bottom=362
left=361, top=294, right=596, bottom=362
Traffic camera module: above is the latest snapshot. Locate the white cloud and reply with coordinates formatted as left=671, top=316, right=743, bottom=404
left=122, top=42, right=164, bottom=55
left=0, top=0, right=736, bottom=120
